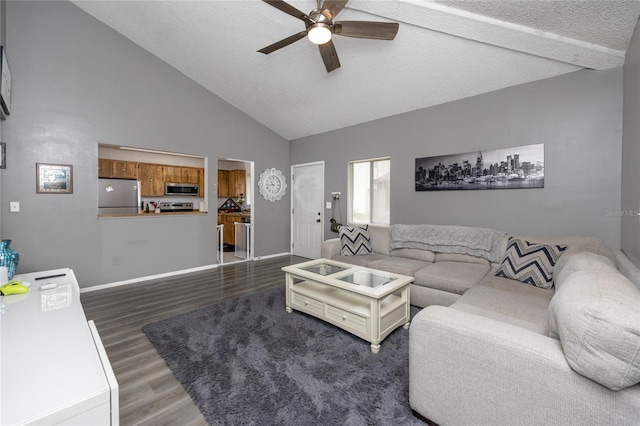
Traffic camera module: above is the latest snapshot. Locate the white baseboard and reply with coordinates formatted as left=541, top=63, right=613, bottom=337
left=252, top=252, right=291, bottom=261
left=80, top=253, right=293, bottom=293
left=80, top=263, right=219, bottom=293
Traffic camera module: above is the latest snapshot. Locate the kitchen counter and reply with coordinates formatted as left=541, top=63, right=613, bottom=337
left=217, top=212, right=251, bottom=224
left=98, top=211, right=207, bottom=219
left=217, top=212, right=251, bottom=217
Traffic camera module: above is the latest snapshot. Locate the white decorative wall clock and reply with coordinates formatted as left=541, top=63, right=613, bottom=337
left=258, top=168, right=287, bottom=202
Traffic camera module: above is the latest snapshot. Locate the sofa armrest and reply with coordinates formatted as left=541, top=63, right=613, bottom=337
left=321, top=238, right=341, bottom=259
left=409, top=306, right=640, bottom=425
left=615, top=249, right=640, bottom=290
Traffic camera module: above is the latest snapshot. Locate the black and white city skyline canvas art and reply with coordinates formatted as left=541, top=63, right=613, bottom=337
left=415, top=143, right=544, bottom=191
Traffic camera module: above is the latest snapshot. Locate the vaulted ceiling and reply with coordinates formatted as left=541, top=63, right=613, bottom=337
left=72, top=0, right=640, bottom=140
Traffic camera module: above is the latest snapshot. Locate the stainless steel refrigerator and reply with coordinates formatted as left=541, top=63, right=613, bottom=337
left=98, top=178, right=140, bottom=214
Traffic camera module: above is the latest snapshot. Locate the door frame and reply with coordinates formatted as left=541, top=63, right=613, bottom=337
left=290, top=161, right=325, bottom=257
left=217, top=157, right=254, bottom=264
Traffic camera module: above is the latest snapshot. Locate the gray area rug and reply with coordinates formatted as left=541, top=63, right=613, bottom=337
left=143, top=286, right=424, bottom=425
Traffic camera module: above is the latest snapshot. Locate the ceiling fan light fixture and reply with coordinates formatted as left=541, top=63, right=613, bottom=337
left=307, top=23, right=332, bottom=45
left=259, top=0, right=399, bottom=72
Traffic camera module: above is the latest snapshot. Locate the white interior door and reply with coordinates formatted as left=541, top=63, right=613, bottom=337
left=291, top=162, right=324, bottom=259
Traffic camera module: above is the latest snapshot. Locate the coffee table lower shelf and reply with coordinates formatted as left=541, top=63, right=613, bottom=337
left=286, top=279, right=410, bottom=353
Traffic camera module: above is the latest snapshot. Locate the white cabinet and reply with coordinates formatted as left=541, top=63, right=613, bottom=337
left=1, top=268, right=118, bottom=425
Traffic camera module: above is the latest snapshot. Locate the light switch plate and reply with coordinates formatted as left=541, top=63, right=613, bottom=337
left=9, top=201, right=20, bottom=212
left=326, top=202, right=332, bottom=209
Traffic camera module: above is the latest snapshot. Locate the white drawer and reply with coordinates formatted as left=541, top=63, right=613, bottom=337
left=326, top=304, right=368, bottom=335
left=291, top=291, right=324, bottom=316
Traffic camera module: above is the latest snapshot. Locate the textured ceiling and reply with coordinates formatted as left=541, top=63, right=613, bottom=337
left=71, top=0, right=640, bottom=140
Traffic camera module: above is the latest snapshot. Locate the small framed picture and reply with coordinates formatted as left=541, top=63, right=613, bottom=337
left=0, top=46, right=11, bottom=116
left=0, top=142, right=5, bottom=169
left=36, top=163, right=73, bottom=194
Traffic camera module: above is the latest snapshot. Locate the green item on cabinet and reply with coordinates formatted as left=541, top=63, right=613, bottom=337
left=0, top=281, right=29, bottom=296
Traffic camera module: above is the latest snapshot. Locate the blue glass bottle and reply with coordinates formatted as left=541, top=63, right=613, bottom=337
left=0, top=240, right=19, bottom=280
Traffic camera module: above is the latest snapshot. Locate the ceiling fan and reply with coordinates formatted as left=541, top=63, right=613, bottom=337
left=258, top=0, right=399, bottom=73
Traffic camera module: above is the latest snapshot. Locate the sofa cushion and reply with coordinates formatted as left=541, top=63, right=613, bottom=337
left=368, top=257, right=430, bottom=277
left=339, top=225, right=372, bottom=256
left=390, top=224, right=505, bottom=263
left=414, top=261, right=491, bottom=295
left=553, top=237, right=616, bottom=281
left=368, top=224, right=390, bottom=256
left=554, top=252, right=617, bottom=291
left=548, top=269, right=640, bottom=391
left=330, top=253, right=388, bottom=267
left=495, top=237, right=567, bottom=289
left=453, top=273, right=554, bottom=335
left=573, top=237, right=616, bottom=263
left=390, top=248, right=435, bottom=262
left=434, top=252, right=489, bottom=265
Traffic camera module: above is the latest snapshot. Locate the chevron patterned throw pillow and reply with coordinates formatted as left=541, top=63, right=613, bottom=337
left=339, top=225, right=372, bottom=256
left=495, top=237, right=567, bottom=289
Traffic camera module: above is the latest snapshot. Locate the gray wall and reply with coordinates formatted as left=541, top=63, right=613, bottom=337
left=291, top=68, right=623, bottom=250
left=1, top=1, right=290, bottom=287
left=622, top=19, right=640, bottom=267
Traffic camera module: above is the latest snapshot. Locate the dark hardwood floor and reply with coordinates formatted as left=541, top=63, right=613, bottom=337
left=81, top=255, right=308, bottom=426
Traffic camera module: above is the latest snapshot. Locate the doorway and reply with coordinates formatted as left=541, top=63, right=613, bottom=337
left=217, top=158, right=254, bottom=265
left=291, top=161, right=324, bottom=259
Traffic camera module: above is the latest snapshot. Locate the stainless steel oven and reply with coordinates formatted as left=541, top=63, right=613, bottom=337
left=159, top=202, right=194, bottom=212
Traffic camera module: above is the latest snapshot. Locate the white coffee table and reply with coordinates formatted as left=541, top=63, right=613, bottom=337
left=282, top=258, right=413, bottom=353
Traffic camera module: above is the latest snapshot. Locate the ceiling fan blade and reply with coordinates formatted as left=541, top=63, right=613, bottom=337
left=334, top=21, right=399, bottom=40
left=318, top=40, right=340, bottom=73
left=258, top=31, right=307, bottom=54
left=321, top=0, right=349, bottom=19
left=263, top=0, right=313, bottom=25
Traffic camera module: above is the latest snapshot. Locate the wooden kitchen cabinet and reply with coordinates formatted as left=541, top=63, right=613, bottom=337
left=113, top=160, right=138, bottom=179
left=139, top=163, right=164, bottom=197
left=229, top=170, right=246, bottom=198
left=162, top=165, right=182, bottom=183
left=98, top=158, right=112, bottom=178
left=218, top=213, right=239, bottom=246
left=182, top=167, right=200, bottom=184
left=98, top=158, right=138, bottom=179
left=218, top=170, right=230, bottom=197
left=100, top=159, right=204, bottom=198
left=218, top=169, right=245, bottom=198
left=198, top=169, right=205, bottom=197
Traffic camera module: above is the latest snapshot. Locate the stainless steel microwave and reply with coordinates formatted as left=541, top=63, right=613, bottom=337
left=165, top=182, right=199, bottom=196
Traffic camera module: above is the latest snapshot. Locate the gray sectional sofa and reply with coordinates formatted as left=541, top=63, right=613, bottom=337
left=321, top=223, right=640, bottom=425
left=321, top=224, right=502, bottom=308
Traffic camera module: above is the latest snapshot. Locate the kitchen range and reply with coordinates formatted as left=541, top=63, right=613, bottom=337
left=159, top=202, right=194, bottom=212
